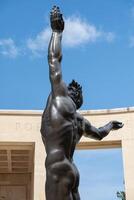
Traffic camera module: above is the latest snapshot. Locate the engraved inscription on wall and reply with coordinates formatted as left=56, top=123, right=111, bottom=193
left=16, top=122, right=40, bottom=132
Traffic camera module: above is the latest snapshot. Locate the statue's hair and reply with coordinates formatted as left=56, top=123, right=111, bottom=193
left=68, top=80, right=83, bottom=109
left=68, top=80, right=82, bottom=93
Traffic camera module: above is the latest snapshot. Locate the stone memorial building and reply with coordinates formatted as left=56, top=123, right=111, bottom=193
left=0, top=107, right=134, bottom=200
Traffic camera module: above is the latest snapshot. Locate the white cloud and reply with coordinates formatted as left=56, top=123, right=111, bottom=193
left=0, top=38, right=19, bottom=58
left=63, top=16, right=101, bottom=47
left=0, top=16, right=116, bottom=58
left=26, top=16, right=115, bottom=56
left=27, top=28, right=51, bottom=56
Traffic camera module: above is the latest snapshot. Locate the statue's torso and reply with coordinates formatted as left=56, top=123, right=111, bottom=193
left=41, top=94, right=78, bottom=160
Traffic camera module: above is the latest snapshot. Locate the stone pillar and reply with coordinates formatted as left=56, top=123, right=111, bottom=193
left=33, top=141, right=46, bottom=200
left=122, top=137, right=134, bottom=200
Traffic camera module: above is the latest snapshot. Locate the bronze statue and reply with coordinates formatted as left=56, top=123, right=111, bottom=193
left=41, top=6, right=123, bottom=200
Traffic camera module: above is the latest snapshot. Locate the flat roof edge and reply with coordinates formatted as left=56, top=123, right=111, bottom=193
left=80, top=106, right=134, bottom=115
left=0, top=107, right=134, bottom=116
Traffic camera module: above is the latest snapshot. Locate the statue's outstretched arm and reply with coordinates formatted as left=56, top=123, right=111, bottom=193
left=48, top=6, right=66, bottom=96
left=83, top=119, right=123, bottom=140
left=76, top=113, right=123, bottom=141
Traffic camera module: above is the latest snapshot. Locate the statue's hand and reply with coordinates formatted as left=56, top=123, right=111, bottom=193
left=50, top=6, right=64, bottom=32
left=110, top=121, right=124, bottom=130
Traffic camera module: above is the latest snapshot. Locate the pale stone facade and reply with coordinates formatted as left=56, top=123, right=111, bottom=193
left=0, top=107, right=134, bottom=200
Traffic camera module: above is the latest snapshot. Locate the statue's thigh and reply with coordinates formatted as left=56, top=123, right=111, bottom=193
left=72, top=163, right=80, bottom=188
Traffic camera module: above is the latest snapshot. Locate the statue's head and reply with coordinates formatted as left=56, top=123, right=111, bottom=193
left=68, top=80, right=83, bottom=109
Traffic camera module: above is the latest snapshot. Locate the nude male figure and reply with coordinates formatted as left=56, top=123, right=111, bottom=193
left=41, top=6, right=123, bottom=200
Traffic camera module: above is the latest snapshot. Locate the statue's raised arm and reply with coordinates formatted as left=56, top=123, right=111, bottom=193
left=48, top=6, right=66, bottom=97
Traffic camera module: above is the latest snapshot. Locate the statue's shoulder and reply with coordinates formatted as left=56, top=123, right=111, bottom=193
left=54, top=95, right=76, bottom=115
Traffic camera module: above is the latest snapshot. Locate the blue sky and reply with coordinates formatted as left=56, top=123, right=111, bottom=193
left=74, top=149, right=124, bottom=200
left=0, top=0, right=130, bottom=199
left=0, top=0, right=134, bottom=110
